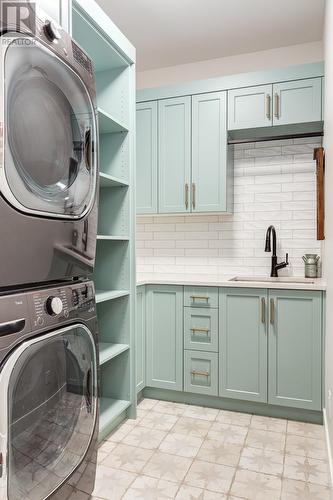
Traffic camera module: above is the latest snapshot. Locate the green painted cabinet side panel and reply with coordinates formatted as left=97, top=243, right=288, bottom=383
left=136, top=101, right=158, bottom=214
left=219, top=288, right=268, bottom=403
left=184, top=350, right=218, bottom=396
left=192, top=92, right=228, bottom=212
left=184, top=286, right=218, bottom=308
left=184, top=307, right=218, bottom=352
left=228, top=84, right=272, bottom=130
left=136, top=286, right=146, bottom=393
left=273, top=78, right=322, bottom=126
left=268, top=290, right=322, bottom=410
left=146, top=285, right=183, bottom=391
left=158, top=97, right=191, bottom=213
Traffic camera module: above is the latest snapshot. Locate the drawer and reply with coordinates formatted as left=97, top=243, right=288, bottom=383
left=184, top=350, right=218, bottom=396
left=184, top=287, right=218, bottom=308
left=184, top=307, right=218, bottom=352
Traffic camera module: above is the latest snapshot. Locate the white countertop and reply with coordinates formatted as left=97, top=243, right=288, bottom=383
left=137, top=277, right=326, bottom=291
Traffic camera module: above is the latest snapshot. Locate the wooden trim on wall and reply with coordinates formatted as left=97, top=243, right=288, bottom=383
left=314, top=147, right=325, bottom=241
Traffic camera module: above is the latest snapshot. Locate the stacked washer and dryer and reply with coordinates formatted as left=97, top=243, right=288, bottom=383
left=0, top=4, right=99, bottom=499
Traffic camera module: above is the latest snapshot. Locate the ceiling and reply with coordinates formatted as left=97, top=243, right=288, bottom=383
left=96, top=0, right=325, bottom=71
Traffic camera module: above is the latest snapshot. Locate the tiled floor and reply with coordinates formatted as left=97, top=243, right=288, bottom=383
left=92, top=399, right=331, bottom=499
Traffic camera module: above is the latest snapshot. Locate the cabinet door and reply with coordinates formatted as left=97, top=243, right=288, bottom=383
left=192, top=92, right=228, bottom=212
left=184, top=350, right=218, bottom=396
left=219, top=288, right=267, bottom=403
left=273, top=78, right=322, bottom=126
left=184, top=307, right=218, bottom=352
left=136, top=102, right=158, bottom=214
left=268, top=290, right=322, bottom=410
left=158, top=97, right=191, bottom=213
left=228, top=85, right=272, bottom=130
left=146, top=285, right=183, bottom=390
left=136, top=286, right=146, bottom=393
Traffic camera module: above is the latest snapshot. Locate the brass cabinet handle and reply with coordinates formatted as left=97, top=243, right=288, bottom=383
left=274, top=92, right=279, bottom=119
left=192, top=183, right=196, bottom=210
left=261, top=297, right=266, bottom=324
left=270, top=298, right=275, bottom=324
left=265, top=94, right=271, bottom=120
left=185, top=183, right=189, bottom=210
left=191, top=369, right=209, bottom=377
left=190, top=295, right=209, bottom=302
left=190, top=327, right=210, bottom=333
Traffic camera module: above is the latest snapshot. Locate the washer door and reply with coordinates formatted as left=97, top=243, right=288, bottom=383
left=0, top=324, right=97, bottom=500
left=2, top=38, right=97, bottom=219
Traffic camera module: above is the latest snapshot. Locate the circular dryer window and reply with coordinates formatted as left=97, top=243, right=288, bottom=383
left=3, top=38, right=97, bottom=218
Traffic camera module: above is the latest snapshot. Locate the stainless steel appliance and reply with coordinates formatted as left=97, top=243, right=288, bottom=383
left=0, top=280, right=98, bottom=500
left=0, top=5, right=99, bottom=288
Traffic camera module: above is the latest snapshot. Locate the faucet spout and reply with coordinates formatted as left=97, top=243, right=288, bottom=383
left=264, top=225, right=288, bottom=277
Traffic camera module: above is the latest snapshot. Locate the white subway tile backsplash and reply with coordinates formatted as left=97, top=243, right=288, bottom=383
left=136, top=138, right=321, bottom=281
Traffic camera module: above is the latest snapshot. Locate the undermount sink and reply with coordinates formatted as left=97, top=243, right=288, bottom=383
left=229, top=276, right=316, bottom=284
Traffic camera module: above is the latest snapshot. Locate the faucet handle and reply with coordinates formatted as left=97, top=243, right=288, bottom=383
left=286, top=253, right=289, bottom=264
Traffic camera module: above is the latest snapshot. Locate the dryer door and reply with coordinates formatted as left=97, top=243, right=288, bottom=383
left=0, top=324, right=98, bottom=500
left=2, top=37, right=97, bottom=219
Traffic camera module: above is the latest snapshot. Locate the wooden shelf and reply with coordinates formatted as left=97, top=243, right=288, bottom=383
left=99, top=343, right=129, bottom=365
left=99, top=398, right=131, bottom=440
left=99, top=172, right=129, bottom=188
left=97, top=235, right=130, bottom=241
left=98, top=108, right=129, bottom=134
left=96, top=290, right=130, bottom=303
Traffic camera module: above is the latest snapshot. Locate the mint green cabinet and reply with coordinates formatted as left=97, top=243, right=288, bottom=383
left=219, top=288, right=268, bottom=403
left=136, top=286, right=146, bottom=393
left=272, top=78, right=322, bottom=125
left=268, top=290, right=322, bottom=410
left=146, top=285, right=183, bottom=390
left=184, top=286, right=218, bottom=308
left=184, top=350, right=218, bottom=396
left=158, top=97, right=191, bottom=213
left=192, top=92, right=229, bottom=212
left=228, top=84, right=272, bottom=130
left=136, top=101, right=158, bottom=214
left=184, top=307, right=218, bottom=352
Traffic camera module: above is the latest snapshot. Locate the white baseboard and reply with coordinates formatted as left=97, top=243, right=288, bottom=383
left=323, top=408, right=333, bottom=489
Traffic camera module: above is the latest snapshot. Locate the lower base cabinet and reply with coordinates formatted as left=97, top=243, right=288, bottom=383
left=136, top=286, right=145, bottom=393
left=184, top=350, right=218, bottom=396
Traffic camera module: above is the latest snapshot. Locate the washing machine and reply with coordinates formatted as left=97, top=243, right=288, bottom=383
left=0, top=279, right=99, bottom=500
left=0, top=4, right=99, bottom=289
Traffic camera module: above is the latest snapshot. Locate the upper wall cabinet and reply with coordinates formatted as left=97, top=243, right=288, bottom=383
left=158, top=97, right=191, bottom=213
left=192, top=92, right=230, bottom=212
left=272, top=78, right=322, bottom=126
left=228, top=78, right=322, bottom=130
left=228, top=84, right=272, bottom=130
left=136, top=102, right=158, bottom=214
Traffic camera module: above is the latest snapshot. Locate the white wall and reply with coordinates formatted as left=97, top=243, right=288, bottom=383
left=137, top=138, right=321, bottom=283
left=324, top=0, right=333, bottom=481
left=137, top=41, right=323, bottom=89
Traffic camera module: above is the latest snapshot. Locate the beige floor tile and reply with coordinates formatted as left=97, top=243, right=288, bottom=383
left=143, top=450, right=192, bottom=483
left=197, top=438, right=242, bottom=467
left=139, top=410, right=179, bottom=432
left=101, top=443, right=154, bottom=473
left=159, top=432, right=203, bottom=458
left=97, top=450, right=108, bottom=464
left=230, top=469, right=282, bottom=500
left=107, top=422, right=134, bottom=443
left=239, top=446, right=284, bottom=476
left=281, top=477, right=331, bottom=499
left=184, top=459, right=235, bottom=493
left=183, top=405, right=219, bottom=421
left=251, top=415, right=287, bottom=433
left=285, top=434, right=328, bottom=460
left=216, top=410, right=252, bottom=427
left=154, top=400, right=188, bottom=417
left=175, top=484, right=227, bottom=499
left=287, top=421, right=325, bottom=441
left=92, top=465, right=136, bottom=500
left=98, top=440, right=117, bottom=455
left=122, top=475, right=180, bottom=499
left=283, top=455, right=330, bottom=486
left=133, top=408, right=149, bottom=424
left=122, top=425, right=167, bottom=450
left=208, top=422, right=248, bottom=446
left=170, top=416, right=213, bottom=438
left=137, top=398, right=159, bottom=410
left=245, top=428, right=286, bottom=452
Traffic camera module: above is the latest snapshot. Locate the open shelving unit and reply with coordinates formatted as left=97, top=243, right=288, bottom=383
left=72, top=0, right=136, bottom=442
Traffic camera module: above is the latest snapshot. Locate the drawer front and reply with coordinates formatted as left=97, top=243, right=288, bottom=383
left=184, top=307, right=218, bottom=352
left=184, top=287, right=218, bottom=308
left=184, top=350, right=218, bottom=396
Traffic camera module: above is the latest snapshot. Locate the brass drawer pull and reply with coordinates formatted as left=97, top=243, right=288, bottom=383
left=185, top=183, right=189, bottom=210
left=261, top=297, right=266, bottom=324
left=190, top=327, right=209, bottom=333
left=191, top=369, right=209, bottom=377
left=274, top=92, right=279, bottom=119
left=270, top=298, right=275, bottom=324
left=192, top=183, right=196, bottom=210
left=265, top=94, right=271, bottom=120
left=190, top=295, right=209, bottom=301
